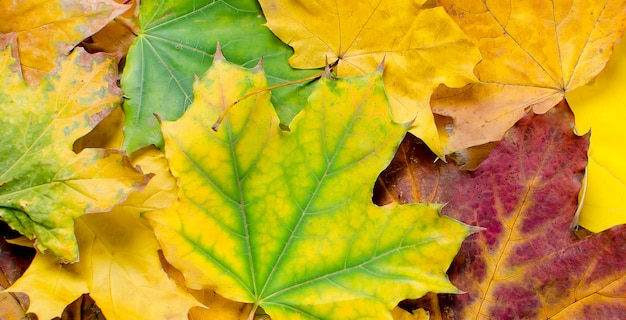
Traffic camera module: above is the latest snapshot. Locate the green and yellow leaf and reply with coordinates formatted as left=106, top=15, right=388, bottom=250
left=147, top=49, right=474, bottom=320
left=6, top=147, right=201, bottom=320
left=0, top=34, right=146, bottom=262
left=121, top=0, right=318, bottom=152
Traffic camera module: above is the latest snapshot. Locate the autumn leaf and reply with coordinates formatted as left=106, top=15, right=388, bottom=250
left=6, top=147, right=201, bottom=320
left=376, top=102, right=626, bottom=318
left=82, top=0, right=139, bottom=56
left=147, top=50, right=474, bottom=319
left=73, top=106, right=126, bottom=151
left=120, top=0, right=318, bottom=152
left=391, top=307, right=429, bottom=320
left=0, top=0, right=128, bottom=84
left=258, top=0, right=480, bottom=156
left=0, top=34, right=147, bottom=262
left=0, top=222, right=35, bottom=320
left=58, top=294, right=106, bottom=320
left=432, top=0, right=626, bottom=154
left=567, top=39, right=626, bottom=232
left=160, top=251, right=253, bottom=320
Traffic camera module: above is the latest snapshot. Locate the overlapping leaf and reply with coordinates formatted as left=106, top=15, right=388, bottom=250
left=259, top=0, right=480, bottom=156
left=0, top=0, right=128, bottom=84
left=121, top=0, right=318, bottom=152
left=0, top=222, right=34, bottom=320
left=160, top=252, right=253, bottom=320
left=376, top=102, right=626, bottom=318
left=6, top=147, right=201, bottom=320
left=82, top=0, right=139, bottom=56
left=432, top=0, right=626, bottom=154
left=147, top=50, right=473, bottom=320
left=567, top=39, right=626, bottom=232
left=0, top=34, right=147, bottom=262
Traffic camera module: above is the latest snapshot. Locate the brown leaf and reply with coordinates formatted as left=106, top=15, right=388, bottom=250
left=57, top=294, right=105, bottom=320
left=0, top=222, right=35, bottom=320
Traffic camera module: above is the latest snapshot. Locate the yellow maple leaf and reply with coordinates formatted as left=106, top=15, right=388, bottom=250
left=0, top=0, right=128, bottom=84
left=432, top=0, right=626, bottom=154
left=259, top=0, right=480, bottom=156
left=567, top=39, right=626, bottom=232
left=6, top=147, right=201, bottom=320
left=188, top=292, right=251, bottom=320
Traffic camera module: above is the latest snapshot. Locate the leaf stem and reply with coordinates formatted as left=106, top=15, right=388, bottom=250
left=248, top=303, right=259, bottom=320
left=211, top=72, right=324, bottom=131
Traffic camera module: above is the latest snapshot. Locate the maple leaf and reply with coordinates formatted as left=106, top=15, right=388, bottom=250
left=432, top=0, right=626, bottom=154
left=567, top=39, right=626, bottom=232
left=376, top=102, right=626, bottom=318
left=0, top=0, right=128, bottom=84
left=258, top=0, right=480, bottom=156
left=0, top=34, right=147, bottom=263
left=6, top=147, right=201, bottom=320
left=120, top=0, right=318, bottom=152
left=146, top=50, right=474, bottom=320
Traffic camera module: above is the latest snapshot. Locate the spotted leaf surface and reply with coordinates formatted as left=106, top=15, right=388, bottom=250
left=147, top=51, right=473, bottom=320
left=0, top=0, right=128, bottom=84
left=6, top=147, right=199, bottom=320
left=0, top=35, right=147, bottom=262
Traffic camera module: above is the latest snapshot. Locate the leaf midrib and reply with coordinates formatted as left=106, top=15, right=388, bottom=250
left=256, top=81, right=371, bottom=300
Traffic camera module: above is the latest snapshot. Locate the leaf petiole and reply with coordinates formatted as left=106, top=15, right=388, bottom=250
left=248, top=303, right=258, bottom=320
left=211, top=60, right=337, bottom=132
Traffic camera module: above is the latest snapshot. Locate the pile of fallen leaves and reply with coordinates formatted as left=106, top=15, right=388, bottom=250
left=1, top=0, right=625, bottom=319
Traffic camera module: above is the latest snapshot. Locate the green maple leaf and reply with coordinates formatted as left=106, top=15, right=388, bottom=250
left=0, top=34, right=147, bottom=263
left=146, top=49, right=474, bottom=319
left=121, top=0, right=318, bottom=153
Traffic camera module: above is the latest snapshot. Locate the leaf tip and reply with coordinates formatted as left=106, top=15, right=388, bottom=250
left=253, top=57, right=264, bottom=71
left=470, top=225, right=487, bottom=235
left=323, top=56, right=335, bottom=80
left=214, top=43, right=225, bottom=61
left=376, top=56, right=386, bottom=73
